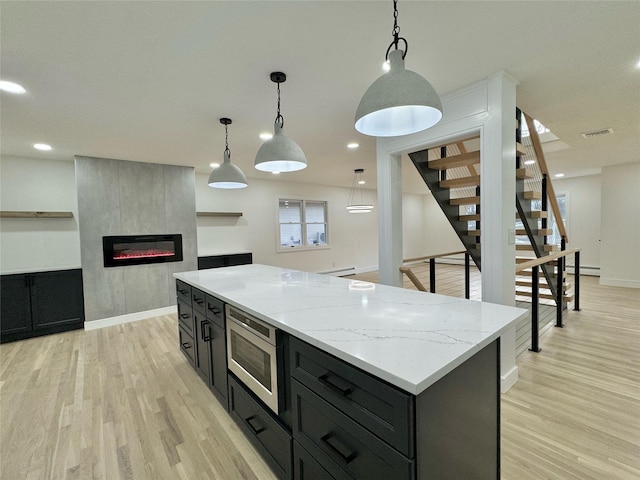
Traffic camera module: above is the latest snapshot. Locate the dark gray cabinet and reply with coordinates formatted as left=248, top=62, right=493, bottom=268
left=229, top=375, right=292, bottom=480
left=293, top=441, right=334, bottom=480
left=176, top=282, right=227, bottom=406
left=198, top=252, right=252, bottom=270
left=1, top=269, right=84, bottom=343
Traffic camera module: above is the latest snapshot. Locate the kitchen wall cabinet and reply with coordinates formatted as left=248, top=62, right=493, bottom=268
left=0, top=269, right=84, bottom=343
left=197, top=252, right=252, bottom=270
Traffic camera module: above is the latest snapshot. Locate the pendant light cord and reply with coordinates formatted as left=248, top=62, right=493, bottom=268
left=275, top=81, right=284, bottom=129
left=224, top=123, right=230, bottom=157
left=386, top=0, right=407, bottom=60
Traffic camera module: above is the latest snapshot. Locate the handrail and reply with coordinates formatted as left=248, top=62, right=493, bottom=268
left=523, top=112, right=568, bottom=243
left=515, top=247, right=581, bottom=273
left=401, top=251, right=471, bottom=298
left=403, top=250, right=466, bottom=264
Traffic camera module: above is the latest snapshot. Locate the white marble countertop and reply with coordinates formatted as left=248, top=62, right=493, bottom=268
left=174, top=264, right=527, bottom=395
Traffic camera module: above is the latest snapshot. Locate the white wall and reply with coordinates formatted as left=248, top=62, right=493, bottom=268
left=195, top=172, right=426, bottom=274
left=422, top=194, right=464, bottom=256
left=600, top=162, right=640, bottom=288
left=0, top=156, right=81, bottom=274
left=552, top=174, right=601, bottom=273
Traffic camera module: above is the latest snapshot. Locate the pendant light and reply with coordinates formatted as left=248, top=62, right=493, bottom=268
left=208, top=118, right=248, bottom=189
left=254, top=72, right=307, bottom=172
left=355, top=0, right=442, bottom=137
left=346, top=169, right=374, bottom=214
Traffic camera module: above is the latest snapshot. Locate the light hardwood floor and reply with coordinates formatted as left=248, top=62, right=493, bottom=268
left=1, top=267, right=638, bottom=479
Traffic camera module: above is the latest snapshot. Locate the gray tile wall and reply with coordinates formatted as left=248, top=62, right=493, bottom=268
left=75, top=156, right=197, bottom=322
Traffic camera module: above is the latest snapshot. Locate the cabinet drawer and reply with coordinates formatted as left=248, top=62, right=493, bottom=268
left=205, top=294, right=225, bottom=328
left=290, top=336, right=413, bottom=457
left=179, top=325, right=196, bottom=368
left=294, top=441, right=334, bottom=480
left=177, top=299, right=194, bottom=337
left=192, top=288, right=206, bottom=314
left=292, top=379, right=413, bottom=480
left=229, top=375, right=292, bottom=480
left=176, top=280, right=191, bottom=305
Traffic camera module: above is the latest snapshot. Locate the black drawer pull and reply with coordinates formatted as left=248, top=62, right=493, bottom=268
left=177, top=289, right=188, bottom=295
left=318, top=373, right=354, bottom=396
left=179, top=313, right=190, bottom=320
left=181, top=342, right=192, bottom=349
left=245, top=415, right=266, bottom=435
left=194, top=298, right=204, bottom=305
left=201, top=321, right=211, bottom=342
left=208, top=306, right=221, bottom=315
left=321, top=433, right=357, bottom=464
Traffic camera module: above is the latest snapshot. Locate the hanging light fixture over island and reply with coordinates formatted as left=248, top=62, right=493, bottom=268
left=255, top=72, right=307, bottom=173
left=346, top=168, right=374, bottom=213
left=355, top=0, right=442, bottom=137
left=208, top=118, right=248, bottom=189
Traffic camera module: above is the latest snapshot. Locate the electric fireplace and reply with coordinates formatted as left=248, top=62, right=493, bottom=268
left=102, top=234, right=183, bottom=267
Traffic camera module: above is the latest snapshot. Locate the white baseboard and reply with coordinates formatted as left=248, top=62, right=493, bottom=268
left=84, top=306, right=177, bottom=331
left=599, top=277, right=640, bottom=289
left=355, top=264, right=379, bottom=274
left=500, top=365, right=519, bottom=393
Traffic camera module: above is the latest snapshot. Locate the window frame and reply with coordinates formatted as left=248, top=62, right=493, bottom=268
left=277, top=197, right=329, bottom=252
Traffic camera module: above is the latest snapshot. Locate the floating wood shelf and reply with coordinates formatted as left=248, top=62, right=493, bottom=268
left=0, top=211, right=74, bottom=218
left=196, top=212, right=243, bottom=217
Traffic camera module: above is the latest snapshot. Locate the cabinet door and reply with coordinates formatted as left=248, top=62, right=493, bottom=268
left=31, top=269, right=84, bottom=330
left=210, top=321, right=228, bottom=405
left=0, top=274, right=32, bottom=335
left=194, top=311, right=212, bottom=385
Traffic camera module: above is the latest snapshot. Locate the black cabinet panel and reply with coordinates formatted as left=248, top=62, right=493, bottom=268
left=229, top=375, right=292, bottom=480
left=179, top=325, right=196, bottom=367
left=205, top=294, right=224, bottom=328
left=177, top=299, right=194, bottom=337
left=194, top=310, right=211, bottom=384
left=192, top=288, right=206, bottom=314
left=176, top=280, right=192, bottom=305
left=290, top=336, right=414, bottom=457
left=210, top=320, right=228, bottom=406
left=31, top=269, right=84, bottom=329
left=0, top=274, right=32, bottom=335
left=294, top=441, right=334, bottom=480
left=198, top=253, right=252, bottom=270
left=292, top=379, right=413, bottom=480
left=1, top=269, right=84, bottom=343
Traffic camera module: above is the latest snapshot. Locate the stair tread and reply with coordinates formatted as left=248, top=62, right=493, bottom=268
left=459, top=214, right=480, bottom=221
left=516, top=168, right=534, bottom=179
left=516, top=228, right=553, bottom=236
left=516, top=244, right=559, bottom=252
left=450, top=195, right=480, bottom=205
left=466, top=230, right=481, bottom=236
left=440, top=175, right=481, bottom=189
left=516, top=210, right=548, bottom=219
left=515, top=290, right=574, bottom=301
left=524, top=191, right=542, bottom=200
left=429, top=151, right=480, bottom=170
left=516, top=142, right=527, bottom=157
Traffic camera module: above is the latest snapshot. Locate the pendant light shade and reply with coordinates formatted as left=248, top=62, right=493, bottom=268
left=255, top=72, right=307, bottom=172
left=208, top=118, right=248, bottom=189
left=355, top=0, right=442, bottom=137
left=347, top=169, right=374, bottom=214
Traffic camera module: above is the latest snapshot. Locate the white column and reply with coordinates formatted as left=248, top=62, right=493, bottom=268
left=376, top=141, right=403, bottom=287
left=481, top=72, right=518, bottom=391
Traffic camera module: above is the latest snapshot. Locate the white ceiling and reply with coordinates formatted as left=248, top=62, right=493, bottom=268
left=1, top=1, right=639, bottom=194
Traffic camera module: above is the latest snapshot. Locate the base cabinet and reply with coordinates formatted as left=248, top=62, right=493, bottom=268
left=1, top=269, right=84, bottom=343
left=293, top=441, right=334, bottom=480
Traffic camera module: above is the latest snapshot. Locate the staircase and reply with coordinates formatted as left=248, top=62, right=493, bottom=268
left=408, top=108, right=572, bottom=308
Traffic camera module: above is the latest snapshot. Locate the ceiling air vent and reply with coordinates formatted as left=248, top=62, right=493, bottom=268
left=581, top=128, right=613, bottom=139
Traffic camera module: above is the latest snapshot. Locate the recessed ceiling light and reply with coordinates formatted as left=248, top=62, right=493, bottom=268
left=347, top=143, right=359, bottom=149
left=0, top=81, right=26, bottom=94
left=554, top=173, right=565, bottom=178
left=382, top=60, right=390, bottom=72
left=259, top=132, right=273, bottom=140
left=524, top=160, right=536, bottom=165
left=209, top=162, right=220, bottom=168
left=34, top=143, right=52, bottom=151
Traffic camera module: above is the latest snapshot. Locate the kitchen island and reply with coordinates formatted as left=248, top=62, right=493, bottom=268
left=174, top=264, right=527, bottom=480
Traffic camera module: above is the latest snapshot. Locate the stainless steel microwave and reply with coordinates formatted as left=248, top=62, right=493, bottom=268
left=226, top=305, right=284, bottom=413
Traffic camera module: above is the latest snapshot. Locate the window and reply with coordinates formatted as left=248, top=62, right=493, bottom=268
left=278, top=199, right=328, bottom=250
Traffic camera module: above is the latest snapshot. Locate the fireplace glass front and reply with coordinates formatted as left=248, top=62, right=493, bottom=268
left=102, top=234, right=183, bottom=267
